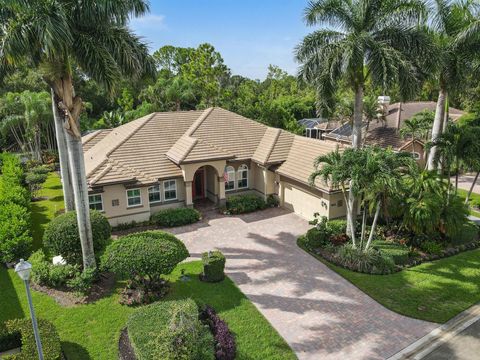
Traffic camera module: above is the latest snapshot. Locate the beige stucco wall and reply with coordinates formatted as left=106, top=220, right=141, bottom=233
left=325, top=191, right=347, bottom=219
left=91, top=177, right=186, bottom=226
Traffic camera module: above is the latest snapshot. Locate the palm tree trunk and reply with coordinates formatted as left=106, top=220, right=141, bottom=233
left=364, top=201, right=381, bottom=251
left=465, top=170, right=480, bottom=204
left=51, top=90, right=75, bottom=212
left=360, top=206, right=367, bottom=249
left=427, top=87, right=447, bottom=170
left=455, top=158, right=459, bottom=194
left=342, top=184, right=356, bottom=247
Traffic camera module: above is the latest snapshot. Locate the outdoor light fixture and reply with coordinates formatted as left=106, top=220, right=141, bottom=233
left=15, top=259, right=44, bottom=360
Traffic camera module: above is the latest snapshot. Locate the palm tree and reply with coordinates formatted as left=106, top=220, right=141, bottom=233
left=426, top=0, right=480, bottom=170
left=0, top=0, right=155, bottom=269
left=165, top=77, right=196, bottom=111
left=296, top=0, right=429, bottom=237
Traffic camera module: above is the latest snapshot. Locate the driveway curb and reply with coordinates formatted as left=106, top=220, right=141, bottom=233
left=387, top=303, right=480, bottom=360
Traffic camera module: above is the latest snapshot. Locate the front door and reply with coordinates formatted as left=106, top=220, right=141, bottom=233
left=192, top=168, right=205, bottom=200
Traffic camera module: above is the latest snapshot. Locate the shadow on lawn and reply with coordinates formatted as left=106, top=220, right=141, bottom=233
left=62, top=342, right=92, bottom=360
left=0, top=267, right=25, bottom=324
left=30, top=203, right=51, bottom=250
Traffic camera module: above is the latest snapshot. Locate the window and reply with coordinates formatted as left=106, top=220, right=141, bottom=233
left=112, top=199, right=119, bottom=207
left=224, top=166, right=235, bottom=191
left=412, top=152, right=421, bottom=160
left=89, top=194, right=103, bottom=211
left=148, top=184, right=161, bottom=203
left=237, top=164, right=248, bottom=189
left=163, top=180, right=177, bottom=201
left=126, top=188, right=142, bottom=207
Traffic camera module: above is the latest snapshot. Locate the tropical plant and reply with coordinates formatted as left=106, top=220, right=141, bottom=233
left=296, top=0, right=429, bottom=237
left=426, top=0, right=480, bottom=170
left=0, top=0, right=156, bottom=270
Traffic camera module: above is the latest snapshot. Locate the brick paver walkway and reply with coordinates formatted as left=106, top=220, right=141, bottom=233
left=171, top=208, right=436, bottom=360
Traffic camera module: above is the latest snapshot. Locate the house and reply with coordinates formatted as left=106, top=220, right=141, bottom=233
left=82, top=107, right=347, bottom=226
left=323, top=101, right=465, bottom=167
left=298, top=117, right=342, bottom=140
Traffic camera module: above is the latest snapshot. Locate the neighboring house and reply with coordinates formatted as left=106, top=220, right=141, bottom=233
left=82, top=107, right=347, bottom=225
left=298, top=117, right=342, bottom=140
left=323, top=101, right=465, bottom=167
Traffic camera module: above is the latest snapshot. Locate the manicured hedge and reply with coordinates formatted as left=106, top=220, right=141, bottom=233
left=150, top=207, right=200, bottom=227
left=101, top=231, right=189, bottom=289
left=0, top=153, right=32, bottom=263
left=373, top=240, right=411, bottom=265
left=226, top=194, right=266, bottom=214
left=127, top=299, right=214, bottom=360
left=43, top=210, right=111, bottom=266
left=202, top=250, right=226, bottom=282
left=1, top=318, right=62, bottom=360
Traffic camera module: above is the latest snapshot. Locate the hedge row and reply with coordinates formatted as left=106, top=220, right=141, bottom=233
left=0, top=153, right=32, bottom=263
left=150, top=207, right=201, bottom=227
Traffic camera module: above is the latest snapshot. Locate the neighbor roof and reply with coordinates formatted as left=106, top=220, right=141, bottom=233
left=83, top=107, right=339, bottom=190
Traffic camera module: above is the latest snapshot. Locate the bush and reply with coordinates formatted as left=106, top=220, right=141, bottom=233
left=328, top=219, right=347, bottom=236
left=373, top=240, right=411, bottom=265
left=30, top=165, right=51, bottom=175
left=471, top=198, right=480, bottom=209
left=226, top=194, right=266, bottom=214
left=202, top=250, right=226, bottom=282
left=25, top=172, right=48, bottom=199
left=0, top=202, right=32, bottom=263
left=128, top=299, right=214, bottom=360
left=43, top=210, right=111, bottom=266
left=101, top=231, right=189, bottom=294
left=2, top=318, right=62, bottom=360
left=334, top=245, right=395, bottom=274
left=200, top=305, right=236, bottom=360
left=150, top=207, right=200, bottom=227
left=266, top=194, right=279, bottom=208
left=305, top=227, right=329, bottom=250
left=448, top=221, right=479, bottom=245
left=420, top=240, right=444, bottom=255
left=0, top=326, right=21, bottom=353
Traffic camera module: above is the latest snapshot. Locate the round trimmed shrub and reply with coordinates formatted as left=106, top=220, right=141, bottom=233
left=127, top=298, right=214, bottom=360
left=3, top=318, right=62, bottom=360
left=201, top=250, right=226, bottom=282
left=43, top=210, right=111, bottom=265
left=101, top=231, right=189, bottom=288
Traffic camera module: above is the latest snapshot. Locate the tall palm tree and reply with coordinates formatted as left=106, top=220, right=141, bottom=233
left=296, top=0, right=429, bottom=236
left=426, top=0, right=480, bottom=170
left=0, top=0, right=155, bottom=269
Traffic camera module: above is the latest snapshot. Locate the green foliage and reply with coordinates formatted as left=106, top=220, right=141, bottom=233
left=101, top=231, right=189, bottom=289
left=226, top=194, right=266, bottom=214
left=328, top=219, right=348, bottom=236
left=420, top=241, right=444, bottom=255
left=30, top=165, right=51, bottom=175
left=0, top=153, right=31, bottom=263
left=202, top=250, right=226, bottom=282
left=3, top=318, right=62, bottom=360
left=372, top=241, right=410, bottom=265
left=0, top=325, right=21, bottom=353
left=43, top=210, right=111, bottom=266
left=25, top=171, right=47, bottom=198
left=128, top=298, right=214, bottom=360
left=304, top=217, right=349, bottom=251
left=150, top=207, right=200, bottom=227
left=335, top=245, right=396, bottom=275
left=266, top=194, right=279, bottom=207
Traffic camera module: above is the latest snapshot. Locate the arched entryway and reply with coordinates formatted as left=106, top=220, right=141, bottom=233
left=191, top=165, right=222, bottom=207
left=192, top=167, right=205, bottom=200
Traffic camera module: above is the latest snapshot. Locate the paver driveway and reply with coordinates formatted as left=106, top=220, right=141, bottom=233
left=171, top=208, right=436, bottom=360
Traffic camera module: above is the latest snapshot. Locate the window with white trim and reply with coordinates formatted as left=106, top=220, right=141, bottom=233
left=412, top=152, right=421, bottom=160
left=224, top=166, right=235, bottom=191
left=163, top=180, right=177, bottom=201
left=89, top=194, right=103, bottom=211
left=148, top=184, right=161, bottom=203
left=237, top=164, right=248, bottom=189
left=126, top=188, right=142, bottom=207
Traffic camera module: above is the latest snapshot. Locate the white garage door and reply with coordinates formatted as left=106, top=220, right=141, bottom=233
left=282, top=182, right=326, bottom=220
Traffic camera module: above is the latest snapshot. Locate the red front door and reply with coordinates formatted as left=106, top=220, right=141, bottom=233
left=192, top=168, right=205, bottom=200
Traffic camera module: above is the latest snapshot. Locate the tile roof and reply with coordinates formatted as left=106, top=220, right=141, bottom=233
left=83, top=107, right=340, bottom=190
left=82, top=129, right=112, bottom=151
left=277, top=136, right=342, bottom=190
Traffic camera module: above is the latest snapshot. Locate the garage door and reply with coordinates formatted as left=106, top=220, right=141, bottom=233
left=282, top=182, right=326, bottom=220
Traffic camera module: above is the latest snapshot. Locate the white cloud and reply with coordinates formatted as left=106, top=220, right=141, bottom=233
left=129, top=14, right=166, bottom=30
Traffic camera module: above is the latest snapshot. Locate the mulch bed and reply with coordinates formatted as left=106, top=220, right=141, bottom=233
left=118, top=328, right=136, bottom=360
left=31, top=272, right=116, bottom=307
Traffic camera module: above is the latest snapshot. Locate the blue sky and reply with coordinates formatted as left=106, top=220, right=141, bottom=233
left=129, top=0, right=312, bottom=80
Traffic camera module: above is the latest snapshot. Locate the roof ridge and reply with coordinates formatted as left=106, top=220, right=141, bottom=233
left=90, top=162, right=112, bottom=186
left=264, top=128, right=281, bottom=163
left=178, top=136, right=199, bottom=163
left=185, top=107, right=214, bottom=136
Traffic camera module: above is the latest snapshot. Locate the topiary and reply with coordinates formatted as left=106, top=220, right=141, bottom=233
left=3, top=318, right=62, bottom=360
left=128, top=299, right=214, bottom=360
left=150, top=207, right=200, bottom=227
left=101, top=231, right=189, bottom=291
left=201, top=250, right=226, bottom=282
left=43, top=210, right=111, bottom=266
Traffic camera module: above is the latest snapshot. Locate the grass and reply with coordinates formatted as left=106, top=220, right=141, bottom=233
left=30, top=173, right=64, bottom=249
left=299, top=241, right=480, bottom=324
left=0, top=262, right=294, bottom=359
left=2, top=173, right=294, bottom=359
left=457, top=188, right=480, bottom=217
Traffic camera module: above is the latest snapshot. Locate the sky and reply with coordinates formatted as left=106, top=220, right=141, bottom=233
left=129, top=0, right=312, bottom=80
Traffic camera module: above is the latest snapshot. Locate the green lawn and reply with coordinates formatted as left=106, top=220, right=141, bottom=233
left=30, top=173, right=64, bottom=249
left=457, top=188, right=480, bottom=217
left=2, top=172, right=294, bottom=360
left=300, top=244, right=480, bottom=324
